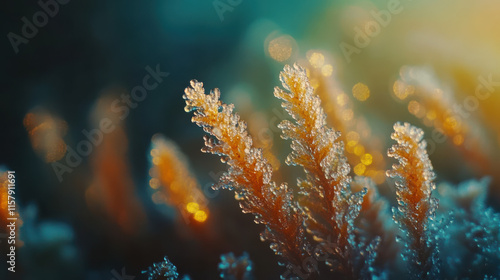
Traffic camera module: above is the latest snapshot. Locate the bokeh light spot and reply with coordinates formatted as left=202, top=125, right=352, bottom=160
left=321, top=64, right=333, bottom=77
left=354, top=163, right=366, bottom=175
left=307, top=52, right=325, bottom=68
left=361, top=153, right=373, bottom=165
left=268, top=35, right=294, bottom=62
left=352, top=83, right=370, bottom=101
left=186, top=202, right=200, bottom=214
left=194, top=210, right=208, bottom=222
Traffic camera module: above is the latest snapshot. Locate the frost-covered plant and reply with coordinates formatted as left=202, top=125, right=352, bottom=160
left=274, top=64, right=378, bottom=279
left=184, top=80, right=310, bottom=276
left=436, top=178, right=500, bottom=279
left=182, top=64, right=500, bottom=279
left=142, top=256, right=190, bottom=280
left=386, top=122, right=439, bottom=279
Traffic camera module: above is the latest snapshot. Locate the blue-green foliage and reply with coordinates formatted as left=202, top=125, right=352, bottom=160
left=436, top=178, right=500, bottom=279
left=218, top=252, right=253, bottom=280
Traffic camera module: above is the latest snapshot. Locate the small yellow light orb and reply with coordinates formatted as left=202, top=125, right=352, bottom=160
left=308, top=52, right=325, bottom=69
left=408, top=101, right=421, bottom=116
left=354, top=145, right=365, bottom=156
left=194, top=210, right=208, bottom=222
left=321, top=64, right=333, bottom=77
left=342, top=109, right=354, bottom=121
left=426, top=110, right=437, bottom=120
left=393, top=80, right=408, bottom=100
left=354, top=163, right=366, bottom=175
left=268, top=36, right=294, bottom=62
left=337, top=93, right=348, bottom=107
left=186, top=202, right=200, bottom=214
left=352, top=83, right=370, bottom=101
left=361, top=153, right=373, bottom=165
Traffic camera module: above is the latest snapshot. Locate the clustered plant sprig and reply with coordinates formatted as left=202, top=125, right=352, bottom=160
left=386, top=122, right=439, bottom=279
left=183, top=80, right=310, bottom=273
left=274, top=64, right=378, bottom=279
left=182, top=63, right=500, bottom=279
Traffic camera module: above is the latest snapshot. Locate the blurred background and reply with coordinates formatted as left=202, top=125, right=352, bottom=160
left=1, top=0, right=500, bottom=279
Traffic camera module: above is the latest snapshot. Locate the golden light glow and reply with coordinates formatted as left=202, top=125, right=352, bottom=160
left=337, top=93, right=348, bottom=107
left=444, top=116, right=459, bottom=131
left=352, top=83, right=370, bottom=101
left=347, top=141, right=358, bottom=149
left=393, top=80, right=415, bottom=100
left=310, top=78, right=320, bottom=89
left=194, top=210, right=208, bottom=222
left=408, top=100, right=421, bottom=116
left=354, top=163, right=366, bottom=175
left=393, top=80, right=408, bottom=100
left=186, top=202, right=200, bottom=214
left=354, top=144, right=365, bottom=156
left=342, top=109, right=354, bottom=121
left=149, top=135, right=209, bottom=224
left=361, top=153, right=373, bottom=165
left=307, top=52, right=325, bottom=68
left=321, top=64, right=333, bottom=77
left=268, top=35, right=294, bottom=62
left=426, top=110, right=437, bottom=120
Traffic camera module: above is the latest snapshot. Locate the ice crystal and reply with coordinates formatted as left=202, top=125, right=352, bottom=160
left=142, top=256, right=180, bottom=280
left=275, top=64, right=377, bottom=279
left=184, top=80, right=310, bottom=273
left=218, top=252, right=253, bottom=280
left=386, top=122, right=439, bottom=279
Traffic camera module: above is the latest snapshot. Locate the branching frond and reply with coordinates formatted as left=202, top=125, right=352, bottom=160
left=386, top=122, right=439, bottom=279
left=274, top=64, right=375, bottom=279
left=184, top=80, right=309, bottom=274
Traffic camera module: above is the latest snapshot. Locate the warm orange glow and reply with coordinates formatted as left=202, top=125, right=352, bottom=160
left=193, top=210, right=208, bottom=222
left=86, top=94, right=146, bottom=235
left=149, top=135, right=209, bottom=223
